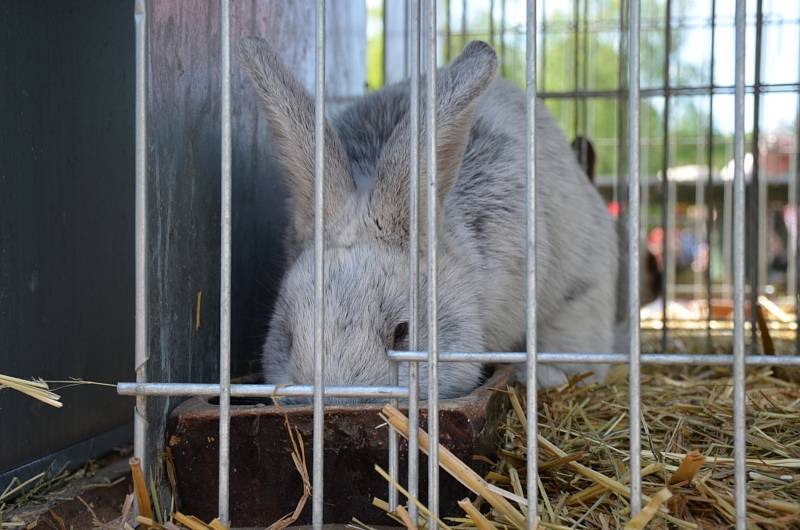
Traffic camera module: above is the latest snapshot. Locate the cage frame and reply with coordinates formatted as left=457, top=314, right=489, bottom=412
left=120, top=1, right=800, bottom=529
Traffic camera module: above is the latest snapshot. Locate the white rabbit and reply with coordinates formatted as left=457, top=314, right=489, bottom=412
left=239, top=38, right=618, bottom=401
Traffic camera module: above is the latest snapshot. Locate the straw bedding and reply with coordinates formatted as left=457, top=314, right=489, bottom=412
left=3, top=329, right=798, bottom=529
left=370, top=332, right=800, bottom=529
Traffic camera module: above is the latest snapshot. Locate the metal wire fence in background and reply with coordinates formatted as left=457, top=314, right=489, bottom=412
left=120, top=1, right=800, bottom=529
left=412, top=0, right=800, bottom=352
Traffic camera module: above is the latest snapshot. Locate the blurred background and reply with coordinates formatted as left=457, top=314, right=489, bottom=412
left=368, top=0, right=799, bottom=326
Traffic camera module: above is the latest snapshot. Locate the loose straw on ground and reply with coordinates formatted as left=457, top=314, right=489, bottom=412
left=458, top=498, right=498, bottom=530
left=393, top=504, right=417, bottom=530
left=368, top=330, right=800, bottom=529
left=623, top=489, right=672, bottom=530
left=381, top=404, right=527, bottom=529
left=668, top=450, right=705, bottom=485
left=129, top=457, right=153, bottom=526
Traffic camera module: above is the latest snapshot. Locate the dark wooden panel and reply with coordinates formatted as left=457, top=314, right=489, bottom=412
left=0, top=0, right=366, bottom=481
left=0, top=0, right=135, bottom=474
left=143, top=0, right=366, bottom=474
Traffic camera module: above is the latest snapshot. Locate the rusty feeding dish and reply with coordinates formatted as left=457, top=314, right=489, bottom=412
left=166, top=367, right=513, bottom=526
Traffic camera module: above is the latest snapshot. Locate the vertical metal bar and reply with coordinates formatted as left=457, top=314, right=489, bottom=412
left=660, top=0, right=672, bottom=351
left=631, top=0, right=648, bottom=261
left=388, top=0, right=402, bottom=512
left=133, top=0, right=148, bottom=479
left=724, top=178, right=733, bottom=298
left=733, top=0, right=748, bottom=527
left=383, top=6, right=408, bottom=511
left=461, top=0, right=467, bottom=48
left=312, top=0, right=327, bottom=528
left=499, top=0, right=507, bottom=78
left=581, top=0, right=588, bottom=136
left=791, top=179, right=798, bottom=308
left=757, top=168, right=766, bottom=306
left=641, top=165, right=650, bottom=253
left=384, top=0, right=390, bottom=89
left=384, top=0, right=391, bottom=87
left=218, top=0, right=232, bottom=523
left=572, top=0, right=588, bottom=138
left=616, top=0, right=627, bottom=233
left=387, top=365, right=399, bottom=501
left=706, top=0, right=717, bottom=351
left=388, top=270, right=400, bottom=513
left=667, top=179, right=677, bottom=299
left=539, top=0, right=545, bottom=90
left=425, top=0, right=439, bottom=523
left=525, top=1, right=539, bottom=527
left=796, top=26, right=800, bottom=356
left=407, top=0, right=422, bottom=521
left=750, top=0, right=764, bottom=353
left=790, top=103, right=798, bottom=307
left=404, top=0, right=410, bottom=79
left=572, top=0, right=579, bottom=137
left=489, top=0, right=495, bottom=46
left=445, top=0, right=451, bottom=62
left=627, top=0, right=642, bottom=515
left=694, top=177, right=705, bottom=302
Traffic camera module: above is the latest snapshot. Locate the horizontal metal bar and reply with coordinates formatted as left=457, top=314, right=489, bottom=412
left=117, top=383, right=409, bottom=398
left=538, top=82, right=800, bottom=100
left=388, top=351, right=800, bottom=366
left=117, top=352, right=800, bottom=398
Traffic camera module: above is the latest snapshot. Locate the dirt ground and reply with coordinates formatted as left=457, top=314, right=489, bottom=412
left=2, top=451, right=132, bottom=529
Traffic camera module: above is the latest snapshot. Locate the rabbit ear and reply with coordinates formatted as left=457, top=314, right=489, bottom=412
left=370, top=41, right=498, bottom=241
left=239, top=37, right=355, bottom=245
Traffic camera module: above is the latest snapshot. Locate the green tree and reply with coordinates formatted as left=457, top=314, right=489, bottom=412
left=365, top=0, right=735, bottom=178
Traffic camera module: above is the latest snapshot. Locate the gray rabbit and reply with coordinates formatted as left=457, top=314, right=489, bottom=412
left=239, top=38, right=619, bottom=401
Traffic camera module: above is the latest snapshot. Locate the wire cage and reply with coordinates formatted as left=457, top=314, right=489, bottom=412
left=120, top=0, right=800, bottom=528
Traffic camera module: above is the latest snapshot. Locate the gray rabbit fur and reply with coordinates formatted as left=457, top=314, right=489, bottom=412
left=239, top=37, right=619, bottom=401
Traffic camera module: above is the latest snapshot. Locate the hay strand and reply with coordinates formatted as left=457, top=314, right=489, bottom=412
left=0, top=374, right=61, bottom=408
left=457, top=498, right=496, bottom=530
left=172, top=512, right=211, bottom=530
left=668, top=450, right=705, bottom=485
left=381, top=404, right=527, bottom=529
left=373, top=464, right=452, bottom=530
left=393, top=504, right=418, bottom=530
left=128, top=458, right=153, bottom=526
left=623, top=488, right=672, bottom=530
left=265, top=399, right=311, bottom=530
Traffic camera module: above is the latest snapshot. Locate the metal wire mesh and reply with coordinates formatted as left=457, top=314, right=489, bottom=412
left=123, top=1, right=800, bottom=527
